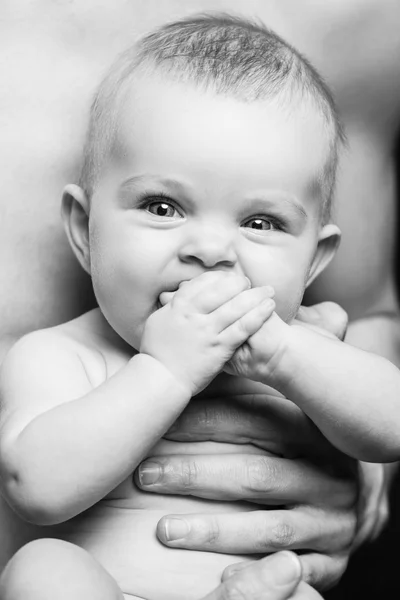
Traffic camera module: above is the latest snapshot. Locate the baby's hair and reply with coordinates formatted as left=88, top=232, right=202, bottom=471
left=80, top=13, right=345, bottom=222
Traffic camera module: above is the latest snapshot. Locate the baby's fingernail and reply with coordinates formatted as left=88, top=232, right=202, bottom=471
left=268, top=551, right=302, bottom=584
left=245, top=277, right=252, bottom=288
left=264, top=286, right=275, bottom=296
left=262, top=299, right=275, bottom=309
left=138, top=462, right=161, bottom=486
left=162, top=518, right=190, bottom=542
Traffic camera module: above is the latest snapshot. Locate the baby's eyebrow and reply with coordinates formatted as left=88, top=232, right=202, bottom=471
left=242, top=194, right=308, bottom=222
left=119, top=174, right=190, bottom=194
left=282, top=197, right=308, bottom=221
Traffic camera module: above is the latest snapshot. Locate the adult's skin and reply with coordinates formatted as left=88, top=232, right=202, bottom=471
left=0, top=0, right=399, bottom=593
left=215, top=551, right=323, bottom=600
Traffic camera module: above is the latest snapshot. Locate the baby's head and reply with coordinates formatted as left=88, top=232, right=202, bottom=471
left=63, top=13, right=344, bottom=349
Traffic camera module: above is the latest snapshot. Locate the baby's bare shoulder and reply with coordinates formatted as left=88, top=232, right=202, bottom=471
left=0, top=310, right=127, bottom=401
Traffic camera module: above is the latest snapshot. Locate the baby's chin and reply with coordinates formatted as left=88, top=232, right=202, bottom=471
left=275, top=299, right=303, bottom=324
left=98, top=311, right=144, bottom=354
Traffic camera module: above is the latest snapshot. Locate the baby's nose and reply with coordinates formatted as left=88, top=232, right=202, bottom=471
left=178, top=223, right=237, bottom=269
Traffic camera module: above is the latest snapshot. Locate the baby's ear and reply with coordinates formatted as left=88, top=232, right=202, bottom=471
left=61, top=184, right=91, bottom=275
left=306, top=223, right=341, bottom=287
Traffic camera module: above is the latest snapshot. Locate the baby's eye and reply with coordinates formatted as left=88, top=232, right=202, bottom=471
left=242, top=217, right=277, bottom=231
left=146, top=201, right=180, bottom=218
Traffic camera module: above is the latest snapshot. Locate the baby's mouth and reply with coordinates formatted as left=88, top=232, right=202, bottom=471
left=158, top=289, right=177, bottom=308
left=158, top=281, right=188, bottom=309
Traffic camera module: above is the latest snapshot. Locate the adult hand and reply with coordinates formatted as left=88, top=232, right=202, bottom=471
left=353, top=461, right=391, bottom=550
left=136, top=386, right=357, bottom=591
left=204, top=551, right=322, bottom=600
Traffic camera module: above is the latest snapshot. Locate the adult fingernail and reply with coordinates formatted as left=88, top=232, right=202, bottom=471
left=138, top=462, right=161, bottom=486
left=269, top=552, right=302, bottom=584
left=163, top=518, right=190, bottom=541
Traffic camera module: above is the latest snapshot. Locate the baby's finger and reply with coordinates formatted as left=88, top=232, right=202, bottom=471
left=159, top=290, right=176, bottom=306
left=219, top=299, right=275, bottom=347
left=212, top=286, right=274, bottom=332
left=174, top=271, right=251, bottom=313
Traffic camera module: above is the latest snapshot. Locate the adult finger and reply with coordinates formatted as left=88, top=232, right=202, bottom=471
left=291, top=582, right=324, bottom=600
left=165, top=393, right=333, bottom=459
left=352, top=461, right=391, bottom=550
left=135, top=453, right=355, bottom=508
left=155, top=507, right=355, bottom=555
left=220, top=562, right=323, bottom=599
left=203, top=551, right=302, bottom=600
left=225, top=553, right=349, bottom=592
left=299, top=552, right=349, bottom=591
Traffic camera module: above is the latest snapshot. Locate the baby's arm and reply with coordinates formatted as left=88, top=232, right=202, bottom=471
left=0, top=272, right=274, bottom=525
left=226, top=310, right=400, bottom=463
left=0, top=335, right=189, bottom=525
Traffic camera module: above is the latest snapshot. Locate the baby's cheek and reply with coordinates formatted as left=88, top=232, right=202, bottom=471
left=272, top=279, right=307, bottom=324
left=277, top=299, right=303, bottom=324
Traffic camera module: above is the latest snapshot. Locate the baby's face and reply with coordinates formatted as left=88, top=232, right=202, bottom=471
left=87, top=76, right=336, bottom=349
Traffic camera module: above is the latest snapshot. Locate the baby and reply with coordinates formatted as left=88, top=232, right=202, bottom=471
left=0, top=13, right=399, bottom=600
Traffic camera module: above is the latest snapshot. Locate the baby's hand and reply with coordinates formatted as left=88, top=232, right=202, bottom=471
left=224, top=307, right=291, bottom=385
left=140, top=271, right=275, bottom=396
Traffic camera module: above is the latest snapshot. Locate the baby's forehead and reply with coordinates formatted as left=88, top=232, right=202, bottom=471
left=115, top=73, right=332, bottom=155
left=111, top=77, right=332, bottom=217
left=108, top=77, right=331, bottom=222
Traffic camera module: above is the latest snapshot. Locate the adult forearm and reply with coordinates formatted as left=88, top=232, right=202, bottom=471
left=0, top=354, right=189, bottom=525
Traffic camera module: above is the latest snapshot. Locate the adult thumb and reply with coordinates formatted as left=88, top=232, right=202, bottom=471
left=203, top=551, right=302, bottom=600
